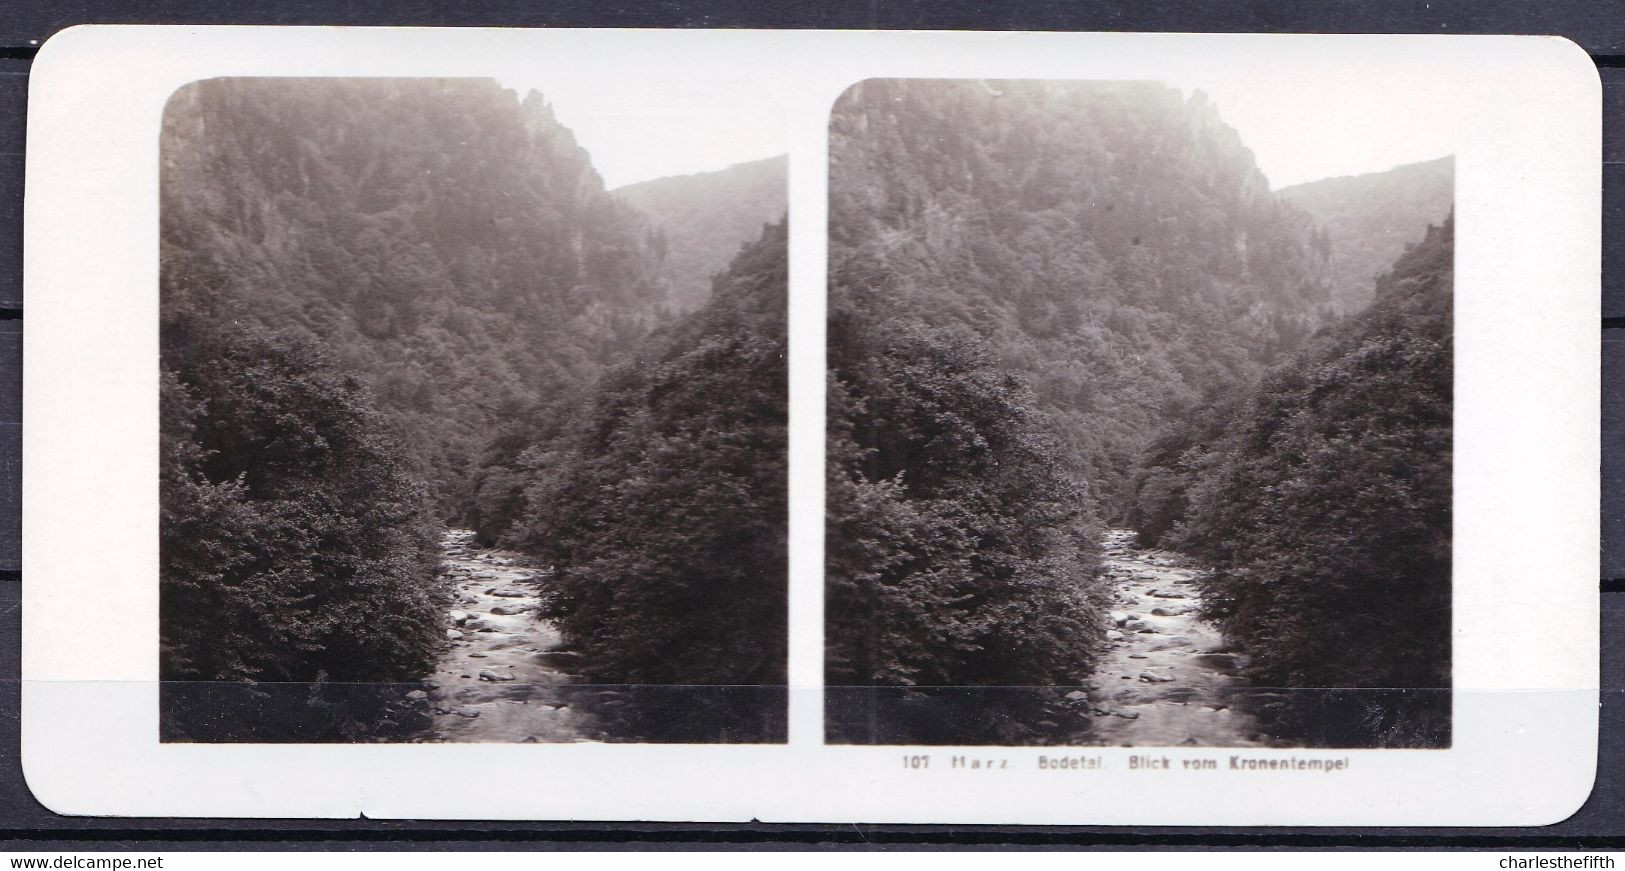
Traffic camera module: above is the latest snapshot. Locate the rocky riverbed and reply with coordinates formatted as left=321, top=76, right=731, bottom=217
left=390, top=530, right=786, bottom=744
left=411, top=529, right=603, bottom=743
left=1057, top=529, right=1270, bottom=747
left=409, top=528, right=1264, bottom=746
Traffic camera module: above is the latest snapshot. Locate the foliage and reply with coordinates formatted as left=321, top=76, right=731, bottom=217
left=1178, top=218, right=1454, bottom=697
left=824, top=78, right=1337, bottom=700
left=161, top=79, right=791, bottom=740
left=827, top=79, right=1334, bottom=516
left=824, top=80, right=1452, bottom=747
left=513, top=221, right=789, bottom=688
left=160, top=313, right=445, bottom=686
left=615, top=155, right=788, bottom=312
left=825, top=308, right=1108, bottom=690
left=161, top=78, right=670, bottom=517
left=1124, top=390, right=1243, bottom=548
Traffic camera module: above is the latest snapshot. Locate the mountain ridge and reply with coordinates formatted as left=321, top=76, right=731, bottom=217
left=1277, top=155, right=1454, bottom=313
left=613, top=154, right=788, bottom=311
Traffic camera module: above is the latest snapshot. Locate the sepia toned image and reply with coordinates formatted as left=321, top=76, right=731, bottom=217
left=157, top=77, right=788, bottom=744
left=824, top=79, right=1454, bottom=748
left=23, top=27, right=1596, bottom=823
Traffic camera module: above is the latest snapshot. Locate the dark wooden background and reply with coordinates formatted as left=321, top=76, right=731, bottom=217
left=0, top=0, right=1620, bottom=849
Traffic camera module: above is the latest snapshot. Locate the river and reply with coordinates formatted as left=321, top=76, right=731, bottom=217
left=1058, top=529, right=1269, bottom=747
left=410, top=529, right=785, bottom=744
left=415, top=527, right=1264, bottom=746
left=413, top=529, right=604, bottom=742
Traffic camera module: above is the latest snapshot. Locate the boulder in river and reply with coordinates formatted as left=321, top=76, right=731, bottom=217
left=478, top=669, right=517, bottom=682
left=1192, top=653, right=1238, bottom=670
left=1106, top=630, right=1125, bottom=641
left=1064, top=690, right=1089, bottom=701
left=1139, top=670, right=1175, bottom=683
left=491, top=589, right=528, bottom=598
left=405, top=689, right=428, bottom=701
left=446, top=629, right=465, bottom=640
left=449, top=610, right=470, bottom=624
left=1109, top=611, right=1129, bottom=626
left=491, top=604, right=530, bottom=616
left=1114, top=710, right=1141, bottom=720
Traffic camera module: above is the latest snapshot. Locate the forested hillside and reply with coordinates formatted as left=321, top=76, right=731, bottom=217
left=516, top=221, right=788, bottom=740
left=1278, top=157, right=1453, bottom=313
left=160, top=319, right=446, bottom=687
left=827, top=80, right=1333, bottom=517
left=160, top=77, right=788, bottom=742
left=615, top=155, right=788, bottom=311
left=162, top=78, right=671, bottom=514
left=1175, top=218, right=1454, bottom=745
left=825, top=78, right=1452, bottom=748
left=825, top=79, right=1335, bottom=739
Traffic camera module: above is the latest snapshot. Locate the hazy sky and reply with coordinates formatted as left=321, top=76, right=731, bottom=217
left=1169, top=74, right=1463, bottom=190
left=495, top=73, right=1459, bottom=192
left=498, top=75, right=787, bottom=190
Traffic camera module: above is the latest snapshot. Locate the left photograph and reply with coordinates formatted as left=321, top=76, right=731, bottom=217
left=158, top=77, right=789, bottom=744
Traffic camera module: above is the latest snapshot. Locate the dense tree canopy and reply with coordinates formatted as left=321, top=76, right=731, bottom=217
left=825, top=79, right=1336, bottom=697
left=513, top=221, right=789, bottom=687
left=1175, top=218, right=1453, bottom=700
left=826, top=312, right=1108, bottom=690
left=158, top=72, right=1452, bottom=746
left=162, top=78, right=672, bottom=515
left=160, top=79, right=791, bottom=741
left=828, top=80, right=1334, bottom=515
left=825, top=80, right=1453, bottom=749
left=160, top=313, right=445, bottom=686
left=160, top=77, right=672, bottom=699
left=1123, top=389, right=1244, bottom=549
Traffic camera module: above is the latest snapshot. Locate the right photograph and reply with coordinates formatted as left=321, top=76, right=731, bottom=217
left=824, top=79, right=1454, bottom=749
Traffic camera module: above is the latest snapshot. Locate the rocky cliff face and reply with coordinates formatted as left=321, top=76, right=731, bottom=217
left=828, top=78, right=1334, bottom=513
left=162, top=78, right=672, bottom=512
